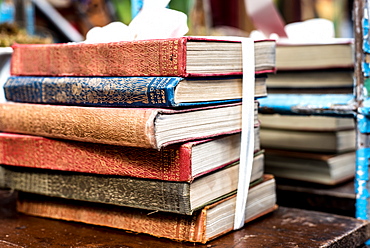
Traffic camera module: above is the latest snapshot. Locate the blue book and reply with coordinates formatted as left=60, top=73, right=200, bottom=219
left=4, top=75, right=266, bottom=108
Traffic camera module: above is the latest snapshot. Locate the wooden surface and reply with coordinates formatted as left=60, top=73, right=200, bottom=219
left=275, top=178, right=356, bottom=217
left=1, top=190, right=370, bottom=247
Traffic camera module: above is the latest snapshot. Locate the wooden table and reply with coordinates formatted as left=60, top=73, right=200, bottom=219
left=1, top=190, right=369, bottom=247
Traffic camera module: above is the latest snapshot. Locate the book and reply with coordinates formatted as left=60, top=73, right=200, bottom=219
left=260, top=128, right=356, bottom=153
left=265, top=69, right=354, bottom=91
left=10, top=37, right=276, bottom=77
left=275, top=38, right=354, bottom=71
left=0, top=131, right=261, bottom=181
left=0, top=101, right=256, bottom=149
left=264, top=149, right=355, bottom=185
left=3, top=75, right=267, bottom=108
left=0, top=158, right=264, bottom=215
left=15, top=175, right=277, bottom=243
left=258, top=94, right=355, bottom=117
left=259, top=114, right=355, bottom=131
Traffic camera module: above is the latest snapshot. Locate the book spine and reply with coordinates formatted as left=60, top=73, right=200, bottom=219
left=1, top=166, right=193, bottom=215
left=17, top=192, right=206, bottom=243
left=11, top=38, right=187, bottom=77
left=0, top=102, right=159, bottom=149
left=0, top=133, right=193, bottom=181
left=4, top=76, right=183, bottom=108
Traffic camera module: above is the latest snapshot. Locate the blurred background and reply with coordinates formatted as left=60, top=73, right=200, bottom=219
left=0, top=0, right=355, bottom=44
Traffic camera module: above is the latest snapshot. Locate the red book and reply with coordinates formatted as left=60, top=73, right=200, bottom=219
left=0, top=132, right=262, bottom=182
left=10, top=37, right=276, bottom=77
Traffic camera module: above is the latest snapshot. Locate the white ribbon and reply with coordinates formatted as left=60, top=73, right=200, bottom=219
left=233, top=38, right=255, bottom=230
left=208, top=36, right=255, bottom=229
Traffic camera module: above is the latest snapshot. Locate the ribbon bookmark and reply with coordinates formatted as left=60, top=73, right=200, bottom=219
left=233, top=38, right=255, bottom=230
left=196, top=36, right=255, bottom=229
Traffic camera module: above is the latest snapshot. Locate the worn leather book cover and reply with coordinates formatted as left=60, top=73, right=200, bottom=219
left=10, top=37, right=276, bottom=77
left=3, top=75, right=267, bottom=107
left=0, top=101, right=254, bottom=149
left=16, top=175, right=277, bottom=243
left=0, top=160, right=264, bottom=215
left=0, top=132, right=261, bottom=182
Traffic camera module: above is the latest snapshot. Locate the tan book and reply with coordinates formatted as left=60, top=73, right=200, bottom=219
left=260, top=128, right=355, bottom=153
left=275, top=38, right=354, bottom=71
left=264, top=149, right=355, bottom=185
left=259, top=114, right=355, bottom=131
left=0, top=101, right=258, bottom=150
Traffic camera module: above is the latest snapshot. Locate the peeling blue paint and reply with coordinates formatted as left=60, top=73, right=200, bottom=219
left=357, top=114, right=370, bottom=133
left=356, top=148, right=370, bottom=220
left=258, top=94, right=354, bottom=116
left=363, top=62, right=370, bottom=77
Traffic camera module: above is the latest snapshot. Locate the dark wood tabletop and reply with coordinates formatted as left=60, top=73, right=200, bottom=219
left=1, top=189, right=369, bottom=248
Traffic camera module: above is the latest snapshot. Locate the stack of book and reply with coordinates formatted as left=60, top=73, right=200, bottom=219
left=266, top=38, right=354, bottom=94
left=259, top=38, right=356, bottom=186
left=0, top=37, right=277, bottom=243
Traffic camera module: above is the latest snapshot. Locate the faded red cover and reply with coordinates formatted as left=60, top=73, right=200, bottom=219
left=0, top=132, right=238, bottom=182
left=10, top=37, right=274, bottom=77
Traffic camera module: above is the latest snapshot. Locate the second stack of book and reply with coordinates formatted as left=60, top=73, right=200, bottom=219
left=259, top=38, right=356, bottom=186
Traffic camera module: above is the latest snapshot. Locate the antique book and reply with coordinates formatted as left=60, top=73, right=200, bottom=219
left=259, top=114, right=355, bottom=131
left=266, top=69, right=354, bottom=91
left=0, top=101, right=256, bottom=149
left=0, top=159, right=264, bottom=215
left=0, top=132, right=262, bottom=181
left=260, top=128, right=356, bottom=153
left=3, top=75, right=267, bottom=107
left=275, top=38, right=354, bottom=71
left=264, top=149, right=355, bottom=185
left=16, top=175, right=277, bottom=243
left=10, top=37, right=276, bottom=77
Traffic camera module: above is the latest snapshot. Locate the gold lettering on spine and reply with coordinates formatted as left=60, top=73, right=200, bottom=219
left=159, top=39, right=180, bottom=76
left=173, top=40, right=179, bottom=73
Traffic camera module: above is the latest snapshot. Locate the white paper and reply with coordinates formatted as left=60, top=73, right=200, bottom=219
left=84, top=0, right=188, bottom=43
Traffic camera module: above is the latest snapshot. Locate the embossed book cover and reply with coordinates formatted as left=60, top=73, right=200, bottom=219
left=10, top=37, right=276, bottom=77
left=16, top=175, right=276, bottom=243
left=3, top=75, right=267, bottom=107
left=0, top=159, right=264, bottom=215
left=0, top=132, right=262, bottom=181
left=0, top=101, right=256, bottom=149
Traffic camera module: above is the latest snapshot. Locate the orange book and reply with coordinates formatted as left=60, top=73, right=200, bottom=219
left=16, top=175, right=277, bottom=243
left=0, top=102, right=256, bottom=149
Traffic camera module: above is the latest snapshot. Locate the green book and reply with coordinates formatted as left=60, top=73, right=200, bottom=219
left=0, top=157, right=263, bottom=215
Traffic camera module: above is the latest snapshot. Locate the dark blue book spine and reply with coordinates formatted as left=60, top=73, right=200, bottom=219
left=4, top=76, right=241, bottom=108
left=4, top=76, right=182, bottom=107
